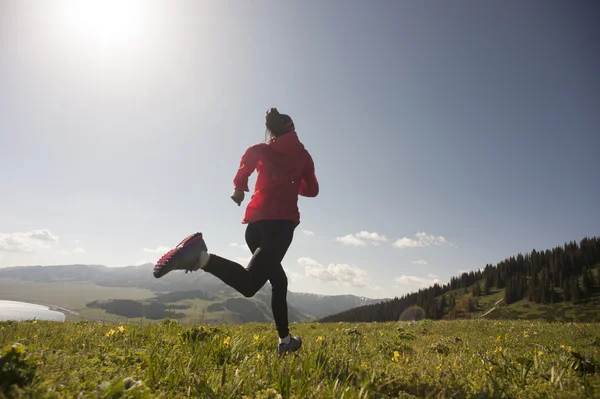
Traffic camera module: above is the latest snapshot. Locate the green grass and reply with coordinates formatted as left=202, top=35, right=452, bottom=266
left=1, top=320, right=599, bottom=398
left=476, top=290, right=505, bottom=311
left=485, top=291, right=600, bottom=323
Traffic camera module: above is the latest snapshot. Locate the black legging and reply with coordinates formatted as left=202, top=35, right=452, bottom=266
left=203, top=219, right=297, bottom=338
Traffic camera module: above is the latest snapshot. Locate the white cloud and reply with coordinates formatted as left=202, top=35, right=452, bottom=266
left=299, top=257, right=371, bottom=288
left=299, top=257, right=338, bottom=282
left=328, top=263, right=370, bottom=288
left=393, top=238, right=421, bottom=248
left=297, top=257, right=322, bottom=268
left=395, top=275, right=439, bottom=288
left=302, top=230, right=315, bottom=236
left=335, top=234, right=367, bottom=247
left=412, top=259, right=428, bottom=265
left=355, top=231, right=388, bottom=242
left=393, top=232, right=453, bottom=249
left=428, top=273, right=437, bottom=279
left=230, top=242, right=248, bottom=249
left=143, top=246, right=171, bottom=255
left=335, top=231, right=387, bottom=247
left=459, top=269, right=471, bottom=274
left=56, top=250, right=72, bottom=256
left=73, top=247, right=85, bottom=254
left=0, top=229, right=59, bottom=253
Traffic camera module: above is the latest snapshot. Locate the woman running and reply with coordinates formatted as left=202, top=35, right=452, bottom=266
left=153, top=108, right=319, bottom=356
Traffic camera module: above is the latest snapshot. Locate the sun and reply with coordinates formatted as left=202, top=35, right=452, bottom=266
left=59, top=0, right=150, bottom=53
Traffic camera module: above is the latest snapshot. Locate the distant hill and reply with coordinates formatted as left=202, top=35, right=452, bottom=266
left=320, top=236, right=600, bottom=323
left=0, top=263, right=388, bottom=323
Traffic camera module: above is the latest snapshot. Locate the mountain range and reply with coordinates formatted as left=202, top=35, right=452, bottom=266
left=0, top=263, right=388, bottom=323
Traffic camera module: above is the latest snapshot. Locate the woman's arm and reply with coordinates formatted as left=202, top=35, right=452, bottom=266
left=299, top=153, right=319, bottom=197
left=233, top=145, right=261, bottom=192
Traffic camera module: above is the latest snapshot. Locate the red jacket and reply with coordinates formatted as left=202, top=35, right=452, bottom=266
left=233, top=132, right=319, bottom=224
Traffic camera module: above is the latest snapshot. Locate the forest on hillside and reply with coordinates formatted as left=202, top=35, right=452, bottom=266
left=320, top=237, right=600, bottom=323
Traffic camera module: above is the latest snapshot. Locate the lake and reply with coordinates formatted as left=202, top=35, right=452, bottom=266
left=0, top=300, right=66, bottom=322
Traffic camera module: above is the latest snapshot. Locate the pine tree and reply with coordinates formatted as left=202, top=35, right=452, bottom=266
left=439, top=295, right=447, bottom=316
left=533, top=273, right=542, bottom=303
left=572, top=279, right=582, bottom=305
left=582, top=267, right=594, bottom=298
left=563, top=277, right=572, bottom=302
left=541, top=273, right=549, bottom=304
left=472, top=283, right=481, bottom=297
left=527, top=273, right=535, bottom=302
left=483, top=277, right=490, bottom=295
left=505, top=279, right=512, bottom=304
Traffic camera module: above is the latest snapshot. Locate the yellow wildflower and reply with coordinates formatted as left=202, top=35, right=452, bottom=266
left=361, top=361, right=367, bottom=368
left=257, top=354, right=264, bottom=361
left=488, top=366, right=493, bottom=372
left=537, top=351, right=543, bottom=357
left=118, top=325, right=126, bottom=333
left=106, top=329, right=115, bottom=337
left=392, top=351, right=401, bottom=362
left=316, top=336, right=323, bottom=343
left=560, top=344, right=565, bottom=349
left=223, top=336, right=231, bottom=347
left=254, top=334, right=260, bottom=343
left=436, top=365, right=442, bottom=372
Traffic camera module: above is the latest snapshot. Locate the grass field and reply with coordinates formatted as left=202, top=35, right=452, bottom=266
left=1, top=319, right=599, bottom=398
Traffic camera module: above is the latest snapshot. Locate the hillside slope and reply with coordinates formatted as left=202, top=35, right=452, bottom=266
left=321, top=236, right=600, bottom=323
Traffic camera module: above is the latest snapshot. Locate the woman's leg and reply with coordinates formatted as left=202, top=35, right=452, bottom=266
left=201, top=222, right=267, bottom=297
left=202, top=220, right=296, bottom=309
left=243, top=221, right=291, bottom=338
left=269, top=262, right=290, bottom=338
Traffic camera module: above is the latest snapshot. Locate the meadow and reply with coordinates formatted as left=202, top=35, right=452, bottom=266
left=1, top=319, right=599, bottom=398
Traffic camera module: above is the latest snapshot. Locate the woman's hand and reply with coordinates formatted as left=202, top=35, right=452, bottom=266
left=231, top=190, right=245, bottom=206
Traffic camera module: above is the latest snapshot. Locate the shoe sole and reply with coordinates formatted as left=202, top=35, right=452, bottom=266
left=153, top=232, right=207, bottom=278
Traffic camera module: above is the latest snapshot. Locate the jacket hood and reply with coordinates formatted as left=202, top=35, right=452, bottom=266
left=268, top=132, right=305, bottom=155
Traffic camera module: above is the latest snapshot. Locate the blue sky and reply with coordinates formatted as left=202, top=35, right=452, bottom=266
left=1, top=1, right=599, bottom=299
